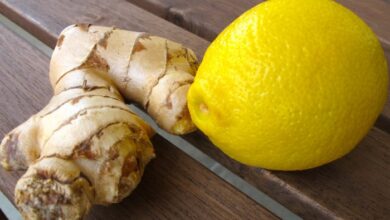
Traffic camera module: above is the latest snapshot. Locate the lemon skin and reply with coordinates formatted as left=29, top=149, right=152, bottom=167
left=187, top=0, right=388, bottom=170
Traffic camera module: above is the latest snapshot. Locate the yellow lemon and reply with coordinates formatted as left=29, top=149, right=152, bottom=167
left=187, top=0, right=388, bottom=170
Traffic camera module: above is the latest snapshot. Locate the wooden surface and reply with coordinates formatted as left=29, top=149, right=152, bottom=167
left=0, top=0, right=208, bottom=56
left=0, top=0, right=389, bottom=219
left=0, top=24, right=276, bottom=219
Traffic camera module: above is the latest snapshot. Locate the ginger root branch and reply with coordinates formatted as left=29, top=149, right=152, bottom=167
left=0, top=24, right=198, bottom=219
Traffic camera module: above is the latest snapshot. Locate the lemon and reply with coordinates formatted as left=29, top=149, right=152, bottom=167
left=187, top=0, right=388, bottom=170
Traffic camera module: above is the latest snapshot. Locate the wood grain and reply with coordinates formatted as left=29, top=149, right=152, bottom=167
left=0, top=0, right=389, bottom=219
left=184, top=128, right=390, bottom=219
left=0, top=23, right=276, bottom=219
left=0, top=0, right=209, bottom=57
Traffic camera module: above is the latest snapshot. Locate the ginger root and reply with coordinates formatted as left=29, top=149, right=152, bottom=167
left=0, top=24, right=198, bottom=219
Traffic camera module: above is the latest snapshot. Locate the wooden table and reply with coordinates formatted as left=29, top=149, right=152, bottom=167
left=0, top=0, right=389, bottom=219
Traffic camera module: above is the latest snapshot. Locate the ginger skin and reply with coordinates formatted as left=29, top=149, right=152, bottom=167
left=0, top=24, right=198, bottom=219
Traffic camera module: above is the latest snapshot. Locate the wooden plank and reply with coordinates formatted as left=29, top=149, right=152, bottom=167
left=0, top=0, right=389, bottom=219
left=127, top=0, right=254, bottom=41
left=185, top=127, right=390, bottom=219
left=0, top=0, right=209, bottom=56
left=0, top=23, right=277, bottom=219
left=127, top=0, right=390, bottom=46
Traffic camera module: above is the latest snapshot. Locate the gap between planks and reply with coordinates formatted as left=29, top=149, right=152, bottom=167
left=0, top=13, right=301, bottom=220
